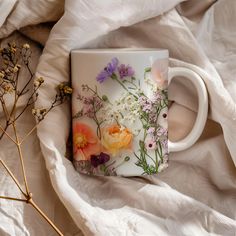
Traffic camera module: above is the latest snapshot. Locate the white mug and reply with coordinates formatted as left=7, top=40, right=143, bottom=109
left=71, top=49, right=208, bottom=176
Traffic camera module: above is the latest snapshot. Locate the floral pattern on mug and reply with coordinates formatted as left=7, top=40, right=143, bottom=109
left=101, top=124, right=133, bottom=156
left=73, top=57, right=168, bottom=176
left=73, top=122, right=101, bottom=160
left=151, top=59, right=168, bottom=89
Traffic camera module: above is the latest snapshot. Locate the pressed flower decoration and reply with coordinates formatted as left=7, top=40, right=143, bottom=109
left=73, top=57, right=168, bottom=175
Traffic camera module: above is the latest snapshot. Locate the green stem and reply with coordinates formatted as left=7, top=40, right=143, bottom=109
left=123, top=80, right=138, bottom=89
left=145, top=151, right=156, bottom=166
left=92, top=102, right=102, bottom=139
left=87, top=86, right=104, bottom=101
left=112, top=74, right=138, bottom=99
left=157, top=140, right=163, bottom=162
left=155, top=150, right=159, bottom=172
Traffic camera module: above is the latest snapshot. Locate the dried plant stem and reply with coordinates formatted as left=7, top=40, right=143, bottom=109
left=12, top=121, right=30, bottom=195
left=20, top=125, right=37, bottom=144
left=0, top=122, right=8, bottom=140
left=0, top=159, right=63, bottom=236
left=0, top=109, right=64, bottom=236
left=0, top=98, right=10, bottom=120
left=0, top=43, right=65, bottom=235
left=0, top=123, right=17, bottom=144
left=0, top=159, right=27, bottom=197
left=28, top=198, right=63, bottom=236
left=0, top=195, right=27, bottom=203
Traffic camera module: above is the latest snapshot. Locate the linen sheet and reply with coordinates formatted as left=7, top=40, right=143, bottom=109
left=0, top=0, right=236, bottom=235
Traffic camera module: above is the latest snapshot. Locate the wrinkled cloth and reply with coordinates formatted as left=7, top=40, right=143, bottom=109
left=0, top=0, right=236, bottom=235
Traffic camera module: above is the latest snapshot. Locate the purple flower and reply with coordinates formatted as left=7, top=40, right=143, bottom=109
left=118, top=64, right=135, bottom=79
left=148, top=112, right=157, bottom=123
left=147, top=127, right=155, bottom=134
left=161, top=139, right=168, bottom=150
left=90, top=152, right=110, bottom=167
left=96, top=58, right=119, bottom=83
left=152, top=91, right=163, bottom=104
left=156, top=127, right=168, bottom=136
left=106, top=58, right=119, bottom=75
left=96, top=70, right=109, bottom=83
left=82, top=95, right=103, bottom=118
left=138, top=95, right=153, bottom=113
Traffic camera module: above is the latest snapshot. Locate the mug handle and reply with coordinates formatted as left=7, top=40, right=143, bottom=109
left=168, top=67, right=208, bottom=152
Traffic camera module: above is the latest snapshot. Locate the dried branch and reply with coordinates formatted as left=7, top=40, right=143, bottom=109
left=0, top=159, right=27, bottom=197
left=0, top=123, right=17, bottom=144
left=0, top=196, right=27, bottom=203
left=0, top=42, right=71, bottom=235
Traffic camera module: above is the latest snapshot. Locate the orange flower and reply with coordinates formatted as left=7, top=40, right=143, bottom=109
left=73, top=122, right=101, bottom=161
left=101, top=124, right=133, bottom=155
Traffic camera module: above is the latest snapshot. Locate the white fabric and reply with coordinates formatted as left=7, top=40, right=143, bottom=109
left=0, top=0, right=236, bottom=235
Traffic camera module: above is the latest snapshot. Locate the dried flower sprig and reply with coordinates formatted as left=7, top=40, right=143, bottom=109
left=0, top=42, right=71, bottom=235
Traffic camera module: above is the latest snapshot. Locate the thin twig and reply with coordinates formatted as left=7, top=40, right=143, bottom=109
left=0, top=195, right=27, bottom=203
left=0, top=123, right=17, bottom=144
left=0, top=43, right=65, bottom=236
left=0, top=122, right=8, bottom=140
left=20, top=125, right=37, bottom=144
left=0, top=159, right=27, bottom=198
left=28, top=198, right=63, bottom=236
left=0, top=97, right=12, bottom=141
left=14, top=87, right=38, bottom=121
left=0, top=97, right=11, bottom=121
left=12, top=122, right=30, bottom=195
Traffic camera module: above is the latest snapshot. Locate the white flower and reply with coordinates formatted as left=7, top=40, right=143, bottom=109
left=157, top=107, right=168, bottom=129
left=34, top=77, right=44, bottom=87
left=99, top=91, right=141, bottom=125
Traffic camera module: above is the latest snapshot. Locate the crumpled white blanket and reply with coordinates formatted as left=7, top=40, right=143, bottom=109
left=0, top=0, right=236, bottom=235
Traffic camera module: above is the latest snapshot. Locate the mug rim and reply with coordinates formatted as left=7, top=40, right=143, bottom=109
left=71, top=48, right=169, bottom=57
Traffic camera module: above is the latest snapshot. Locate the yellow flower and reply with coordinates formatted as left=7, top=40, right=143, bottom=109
left=3, top=84, right=13, bottom=93
left=22, top=43, right=30, bottom=49
left=13, top=66, right=19, bottom=73
left=34, top=77, right=44, bottom=87
left=0, top=71, right=4, bottom=79
left=10, top=47, right=16, bottom=53
left=101, top=124, right=133, bottom=155
left=4, top=60, right=9, bottom=65
left=63, top=86, right=73, bottom=94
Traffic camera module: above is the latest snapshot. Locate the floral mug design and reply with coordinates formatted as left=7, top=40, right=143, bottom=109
left=71, top=49, right=208, bottom=176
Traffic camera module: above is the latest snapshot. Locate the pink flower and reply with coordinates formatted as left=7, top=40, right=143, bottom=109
left=73, top=122, right=101, bottom=161
left=157, top=107, right=168, bottom=129
left=145, top=137, right=157, bottom=150
left=151, top=59, right=168, bottom=89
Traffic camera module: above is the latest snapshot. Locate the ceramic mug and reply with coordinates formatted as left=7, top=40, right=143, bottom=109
left=71, top=49, right=208, bottom=176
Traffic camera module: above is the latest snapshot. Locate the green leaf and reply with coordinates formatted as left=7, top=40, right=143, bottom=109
left=145, top=67, right=151, bottom=73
